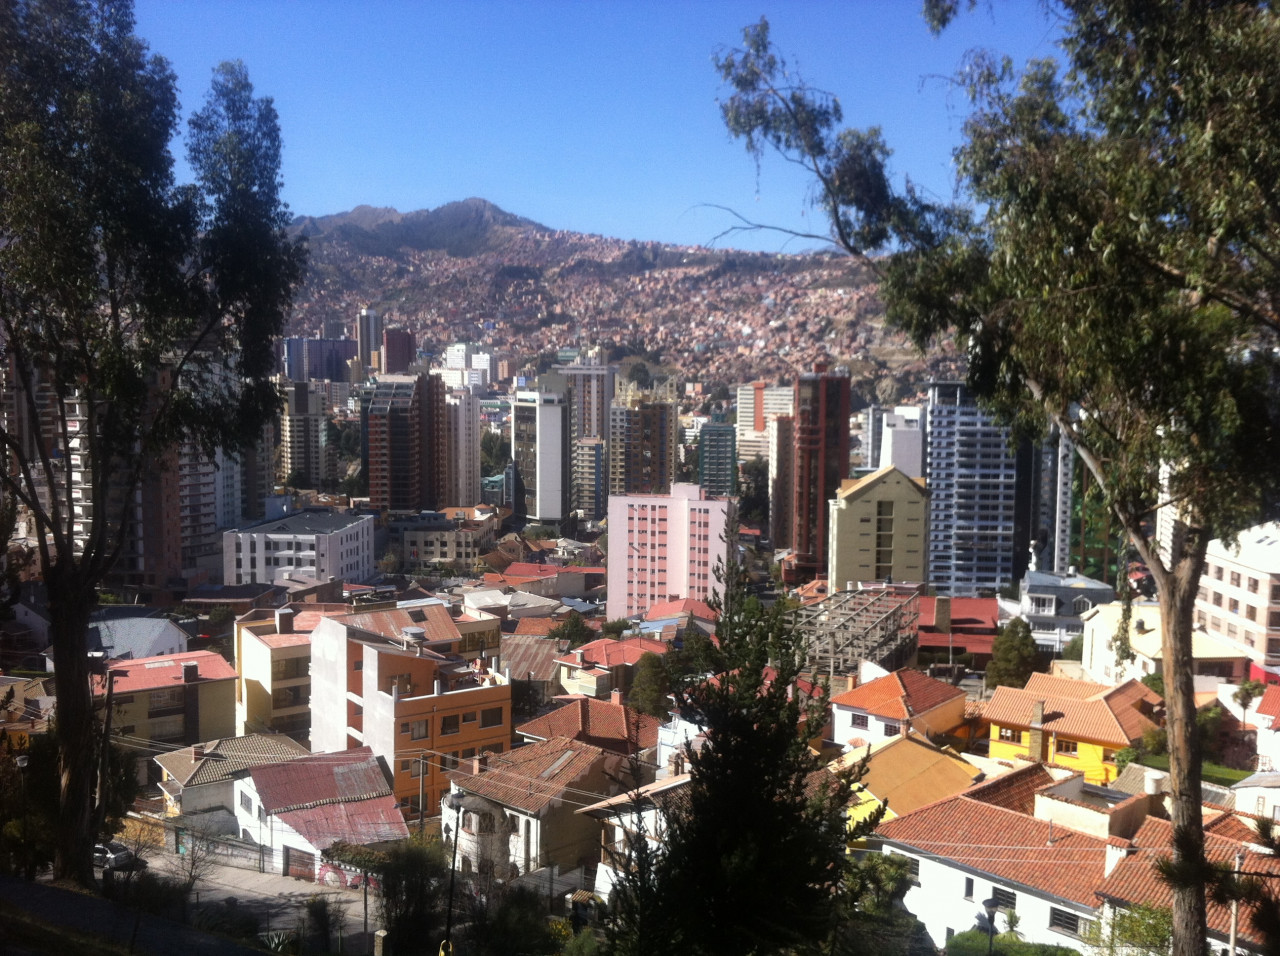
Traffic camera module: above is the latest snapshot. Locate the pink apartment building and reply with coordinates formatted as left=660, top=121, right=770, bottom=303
left=606, top=482, right=736, bottom=620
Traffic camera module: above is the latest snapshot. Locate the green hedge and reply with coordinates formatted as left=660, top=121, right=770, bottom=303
left=945, top=929, right=1077, bottom=955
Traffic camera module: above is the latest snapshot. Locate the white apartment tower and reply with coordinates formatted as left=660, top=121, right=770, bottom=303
left=511, top=375, right=570, bottom=528
left=735, top=381, right=794, bottom=462
left=445, top=389, right=483, bottom=507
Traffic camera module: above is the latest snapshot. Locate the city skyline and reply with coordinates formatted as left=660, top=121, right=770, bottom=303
left=134, top=1, right=1060, bottom=253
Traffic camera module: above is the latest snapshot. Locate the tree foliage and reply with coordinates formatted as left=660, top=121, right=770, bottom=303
left=547, top=611, right=595, bottom=649
left=608, top=565, right=873, bottom=954
left=715, top=7, right=1280, bottom=951
left=986, top=618, right=1038, bottom=690
left=376, top=839, right=449, bottom=954
left=626, top=652, right=672, bottom=719
left=0, top=0, right=305, bottom=883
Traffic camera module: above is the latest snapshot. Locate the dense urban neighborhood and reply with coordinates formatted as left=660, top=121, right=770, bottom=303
left=4, top=2, right=1280, bottom=955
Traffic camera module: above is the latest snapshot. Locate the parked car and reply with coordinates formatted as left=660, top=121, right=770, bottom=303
left=94, top=841, right=144, bottom=871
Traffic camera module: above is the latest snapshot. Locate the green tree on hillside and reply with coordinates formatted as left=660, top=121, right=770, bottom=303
left=714, top=8, right=1280, bottom=950
left=0, top=2, right=305, bottom=882
left=626, top=652, right=672, bottom=719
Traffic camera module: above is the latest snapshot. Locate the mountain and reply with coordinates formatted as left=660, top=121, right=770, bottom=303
left=285, top=199, right=962, bottom=401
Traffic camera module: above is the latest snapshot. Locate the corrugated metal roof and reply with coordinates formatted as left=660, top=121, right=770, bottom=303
left=449, top=736, right=619, bottom=815
left=252, top=746, right=391, bottom=813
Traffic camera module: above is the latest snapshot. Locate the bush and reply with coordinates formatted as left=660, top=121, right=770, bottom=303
left=945, top=928, right=1077, bottom=955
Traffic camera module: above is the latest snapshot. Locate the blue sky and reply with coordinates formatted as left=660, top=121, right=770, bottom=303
left=134, top=1, right=1061, bottom=253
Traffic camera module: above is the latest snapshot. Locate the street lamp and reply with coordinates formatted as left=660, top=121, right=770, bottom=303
left=441, top=789, right=465, bottom=954
left=15, top=753, right=30, bottom=880
left=982, top=898, right=1000, bottom=955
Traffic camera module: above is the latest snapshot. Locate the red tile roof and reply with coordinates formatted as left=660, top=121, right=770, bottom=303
left=644, top=598, right=718, bottom=622
left=877, top=792, right=1107, bottom=907
left=93, top=650, right=237, bottom=696
left=916, top=596, right=1000, bottom=653
left=555, top=636, right=668, bottom=669
left=508, top=617, right=565, bottom=638
left=448, top=736, right=622, bottom=815
left=984, top=678, right=1161, bottom=748
left=502, top=563, right=561, bottom=578
left=1256, top=684, right=1280, bottom=730
left=1097, top=815, right=1280, bottom=947
left=829, top=668, right=965, bottom=720
left=962, top=763, right=1058, bottom=815
left=516, top=697, right=662, bottom=754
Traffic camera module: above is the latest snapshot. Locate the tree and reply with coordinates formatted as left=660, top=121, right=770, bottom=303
left=626, top=652, right=672, bottom=719
left=1234, top=678, right=1268, bottom=716
left=376, top=839, right=449, bottom=953
left=1083, top=903, right=1173, bottom=956
left=0, top=2, right=305, bottom=884
left=1059, top=634, right=1083, bottom=662
left=480, top=429, right=510, bottom=478
left=715, top=9, right=1280, bottom=951
left=737, top=455, right=769, bottom=528
left=985, top=619, right=1038, bottom=690
left=173, top=815, right=220, bottom=893
left=609, top=565, right=871, bottom=954
left=547, top=611, right=595, bottom=649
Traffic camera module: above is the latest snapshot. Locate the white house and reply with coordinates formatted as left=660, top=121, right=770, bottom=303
left=577, top=773, right=691, bottom=904
left=829, top=668, right=966, bottom=751
left=233, top=746, right=407, bottom=882
left=1081, top=601, right=1244, bottom=686
left=154, top=733, right=309, bottom=825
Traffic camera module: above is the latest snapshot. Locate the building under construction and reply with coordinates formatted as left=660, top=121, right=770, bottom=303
left=790, top=585, right=920, bottom=678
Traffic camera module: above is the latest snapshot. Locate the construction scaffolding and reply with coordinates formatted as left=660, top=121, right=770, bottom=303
left=790, top=586, right=920, bottom=678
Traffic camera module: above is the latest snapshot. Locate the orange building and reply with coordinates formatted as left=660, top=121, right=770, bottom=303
left=310, top=603, right=510, bottom=819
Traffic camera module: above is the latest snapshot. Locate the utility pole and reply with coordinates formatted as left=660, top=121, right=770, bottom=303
left=417, top=754, right=427, bottom=838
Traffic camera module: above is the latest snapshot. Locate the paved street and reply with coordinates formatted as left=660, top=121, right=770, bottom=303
left=146, top=850, right=383, bottom=953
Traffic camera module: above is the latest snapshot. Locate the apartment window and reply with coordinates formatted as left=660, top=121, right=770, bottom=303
left=480, top=706, right=504, bottom=728
left=1230, top=599, right=1240, bottom=615
left=1055, top=738, right=1079, bottom=756
left=1049, top=908, right=1085, bottom=937
left=1213, top=592, right=1223, bottom=607
left=409, top=719, right=428, bottom=740
left=240, top=792, right=252, bottom=813
left=1231, top=572, right=1242, bottom=588
left=998, top=727, right=1020, bottom=742
left=354, top=659, right=362, bottom=671
left=462, top=711, right=477, bottom=724
left=442, top=752, right=459, bottom=771
left=991, top=887, right=1017, bottom=911
left=1247, top=606, right=1258, bottom=622
left=1250, top=577, right=1260, bottom=593
left=441, top=714, right=460, bottom=736
left=850, top=713, right=869, bottom=730
left=964, top=877, right=974, bottom=900
left=881, top=720, right=902, bottom=736
left=1213, top=565, right=1223, bottom=580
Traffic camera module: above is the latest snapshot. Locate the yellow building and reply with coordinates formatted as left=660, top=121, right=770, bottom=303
left=827, top=465, right=928, bottom=590
left=984, top=673, right=1162, bottom=784
left=94, top=650, right=238, bottom=783
left=833, top=732, right=982, bottom=837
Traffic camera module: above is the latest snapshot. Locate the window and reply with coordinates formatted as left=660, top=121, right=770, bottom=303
left=998, top=727, right=1020, bottom=742
left=441, top=714, right=460, bottom=735
left=442, top=752, right=459, bottom=771
left=257, top=806, right=266, bottom=822
left=480, top=706, right=504, bottom=729
left=991, top=887, right=1017, bottom=911
left=1055, top=738, right=1079, bottom=756
left=1214, top=565, right=1223, bottom=580
left=462, top=711, right=477, bottom=724
left=881, top=721, right=902, bottom=736
left=354, top=659, right=362, bottom=671
left=850, top=713, right=869, bottom=730
left=1049, top=908, right=1084, bottom=937
left=1250, top=577, right=1260, bottom=593
left=964, top=877, right=974, bottom=900
left=409, top=719, right=428, bottom=740
left=1231, top=572, right=1242, bottom=588
left=240, top=792, right=252, bottom=813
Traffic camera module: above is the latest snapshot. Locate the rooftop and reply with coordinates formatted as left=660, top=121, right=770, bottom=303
left=232, top=509, right=370, bottom=537
left=93, top=650, right=237, bottom=696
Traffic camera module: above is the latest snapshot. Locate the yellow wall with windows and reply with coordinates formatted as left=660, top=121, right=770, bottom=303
left=988, top=722, right=1119, bottom=784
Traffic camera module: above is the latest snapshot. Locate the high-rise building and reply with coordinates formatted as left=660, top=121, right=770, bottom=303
left=606, top=483, right=737, bottom=620
left=878, top=406, right=925, bottom=478
left=556, top=348, right=617, bottom=443
left=355, top=307, right=381, bottom=373
left=282, top=337, right=358, bottom=383
left=444, top=389, right=482, bottom=506
left=698, top=421, right=737, bottom=497
left=360, top=373, right=446, bottom=513
left=827, top=465, right=929, bottom=590
left=768, top=415, right=794, bottom=549
left=279, top=380, right=328, bottom=489
left=790, top=368, right=852, bottom=583
left=572, top=437, right=607, bottom=520
left=608, top=380, right=678, bottom=498
left=381, top=327, right=416, bottom=375
left=735, top=381, right=794, bottom=462
left=511, top=375, right=570, bottom=528
left=924, top=381, right=1034, bottom=596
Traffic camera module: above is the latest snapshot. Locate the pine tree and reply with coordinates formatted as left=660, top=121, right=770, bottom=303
left=985, top=619, right=1039, bottom=690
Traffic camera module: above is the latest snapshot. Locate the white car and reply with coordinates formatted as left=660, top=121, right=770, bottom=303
left=94, top=842, right=143, bottom=871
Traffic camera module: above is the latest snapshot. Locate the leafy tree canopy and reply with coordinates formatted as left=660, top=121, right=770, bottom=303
left=986, top=618, right=1038, bottom=690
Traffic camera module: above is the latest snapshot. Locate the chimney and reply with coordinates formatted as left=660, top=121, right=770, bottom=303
left=575, top=648, right=585, bottom=665
left=275, top=607, right=294, bottom=634
left=611, top=688, right=623, bottom=706
left=1104, top=838, right=1134, bottom=877
left=934, top=596, right=951, bottom=634
left=192, top=743, right=204, bottom=760
left=846, top=674, right=857, bottom=693
left=472, top=753, right=487, bottom=774
left=183, top=661, right=199, bottom=683
left=1027, top=700, right=1046, bottom=761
